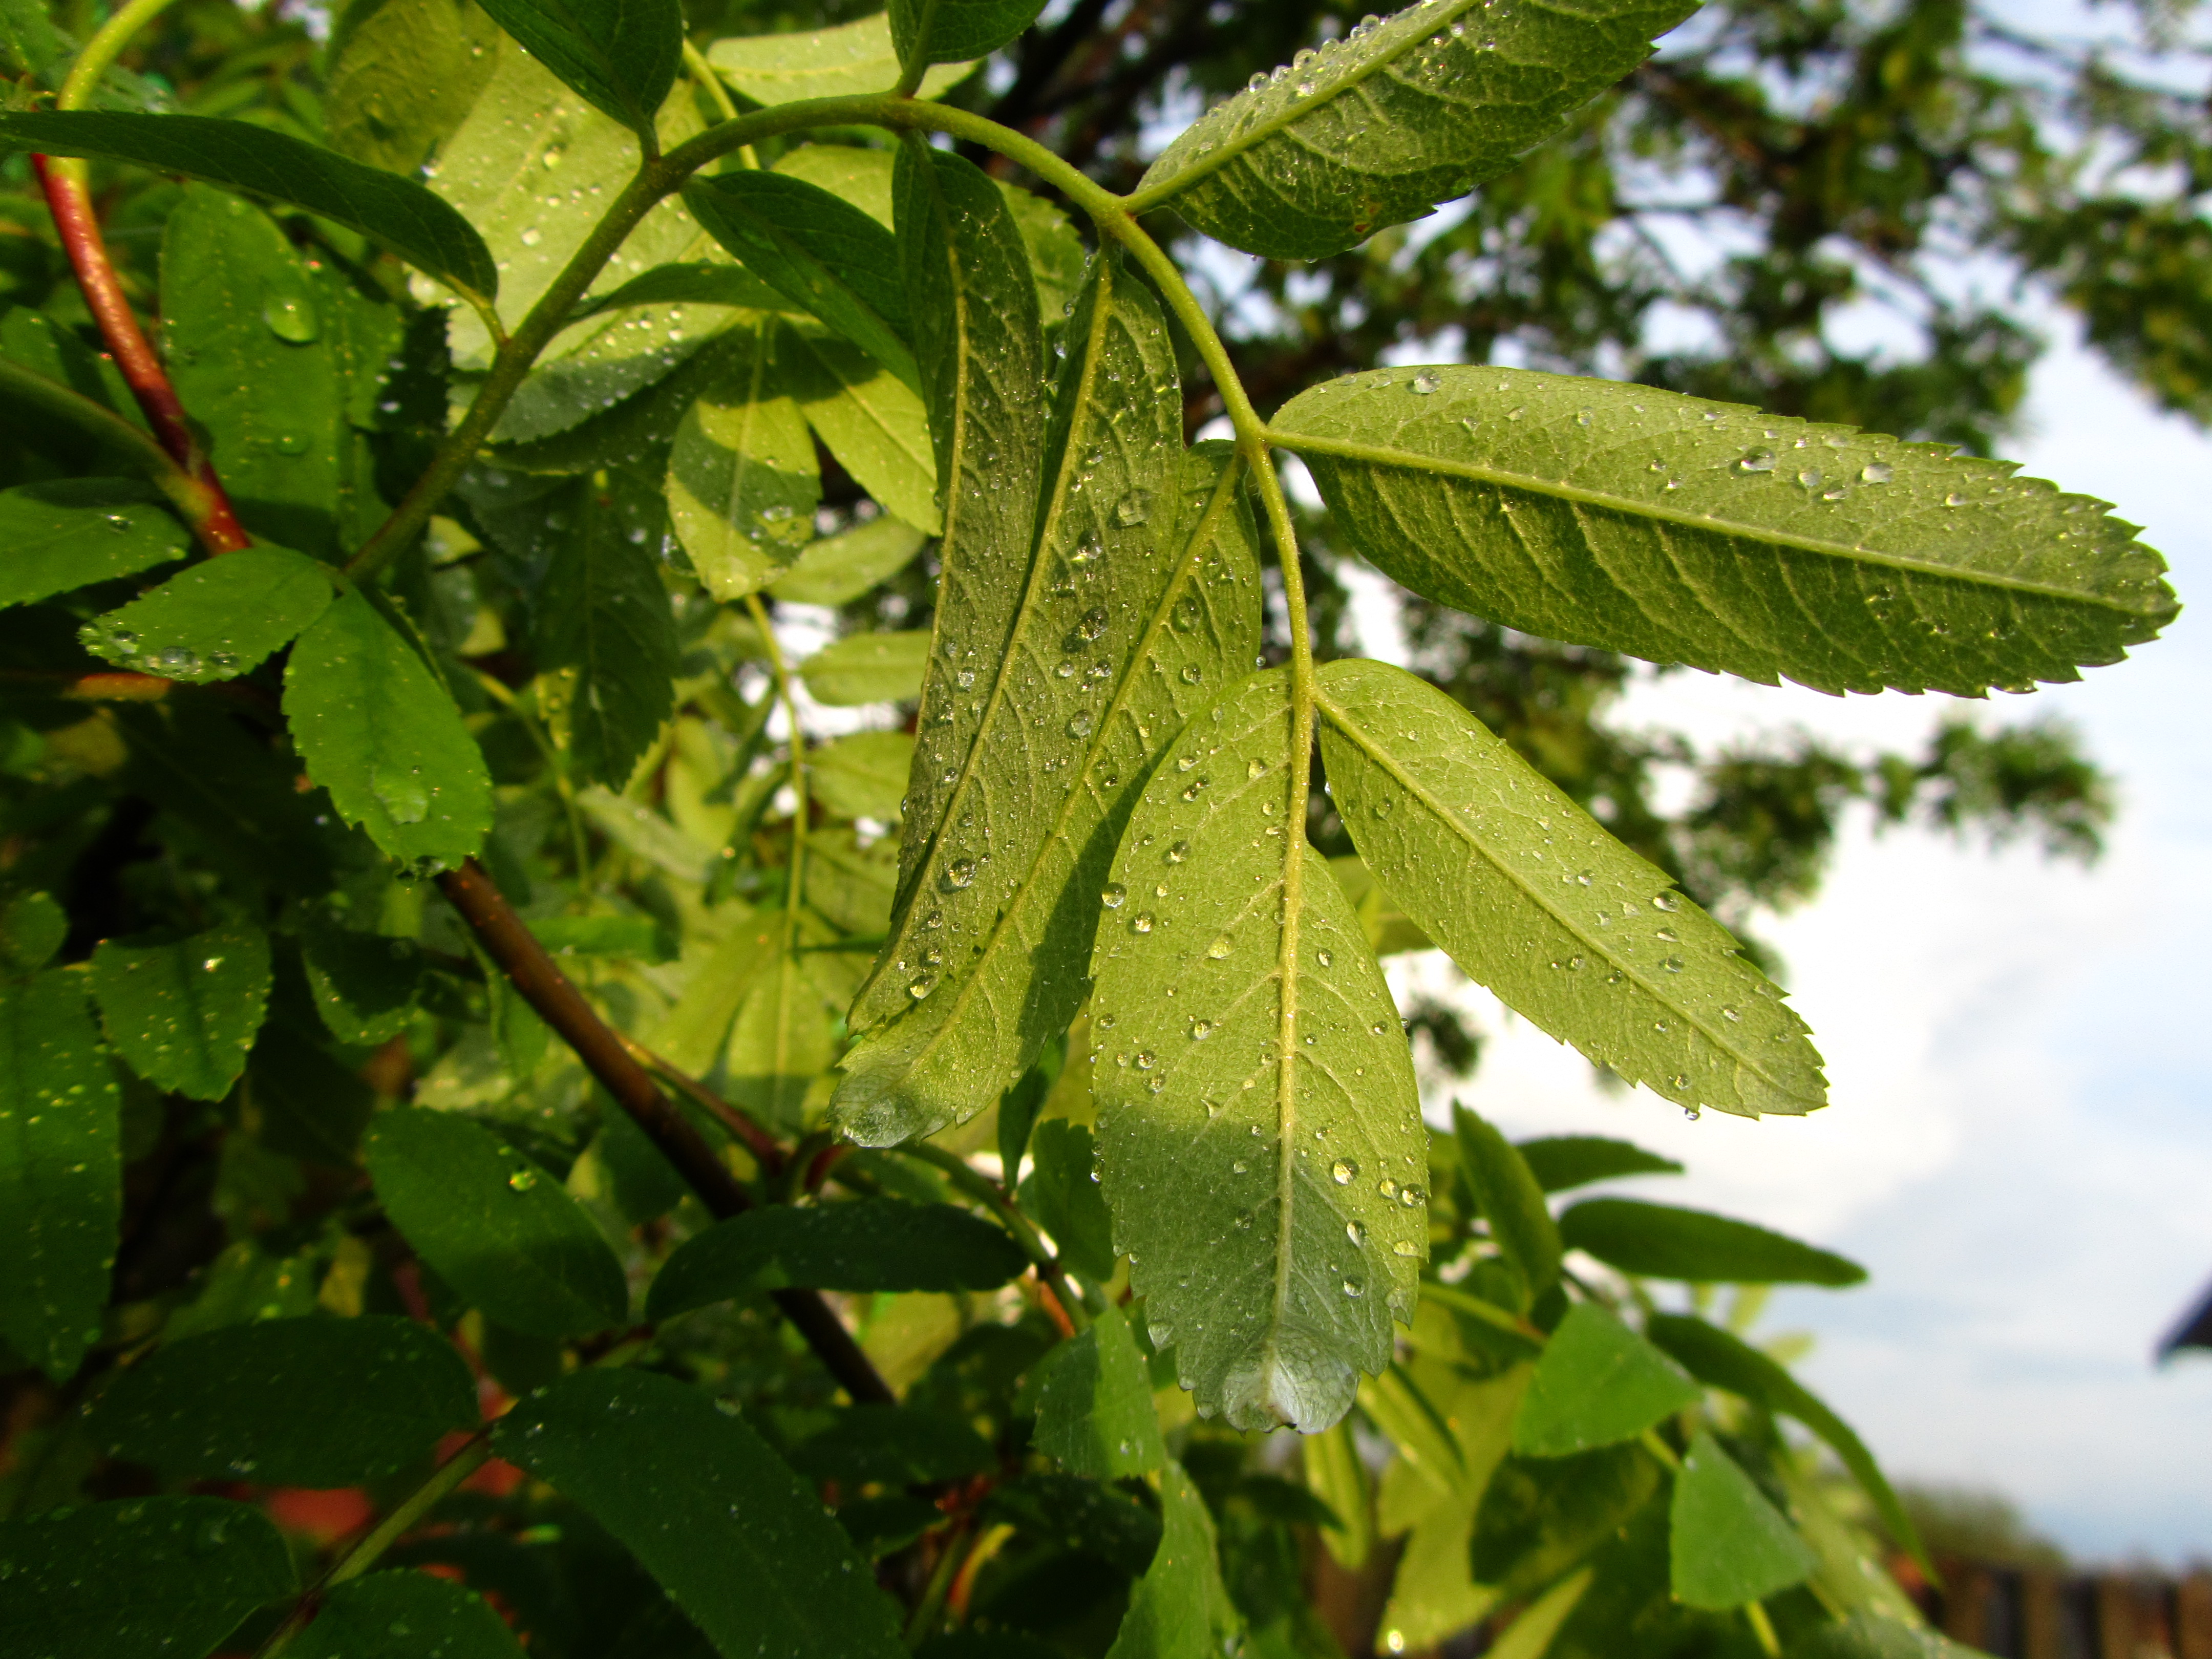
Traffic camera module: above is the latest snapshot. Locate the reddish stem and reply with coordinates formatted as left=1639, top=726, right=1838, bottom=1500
left=33, top=155, right=251, bottom=554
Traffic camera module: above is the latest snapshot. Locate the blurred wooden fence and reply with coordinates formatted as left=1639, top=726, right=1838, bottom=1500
left=1913, top=1559, right=2212, bottom=1659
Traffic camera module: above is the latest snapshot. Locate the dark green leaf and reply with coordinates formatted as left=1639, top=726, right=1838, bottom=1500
left=1452, top=1104, right=1561, bottom=1305
left=473, top=0, right=682, bottom=139
left=683, top=173, right=917, bottom=390
left=997, top=1056, right=1053, bottom=1185
left=1102, top=1459, right=1243, bottom=1659
left=81, top=546, right=336, bottom=682
left=1670, top=1428, right=1816, bottom=1609
left=1130, top=0, right=1695, bottom=260
left=706, top=15, right=975, bottom=105
left=1023, top=1117, right=1115, bottom=1282
left=493, top=1369, right=907, bottom=1659
left=664, top=323, right=820, bottom=602
left=1090, top=668, right=1426, bottom=1434
left=1032, top=1304, right=1165, bottom=1478
left=799, top=628, right=929, bottom=706
left=325, top=0, right=500, bottom=175
left=891, top=0, right=1048, bottom=69
left=1472, top=1443, right=1660, bottom=1599
left=981, top=1473, right=1163, bottom=1577
left=89, top=1314, right=477, bottom=1486
left=365, top=1108, right=629, bottom=1338
left=834, top=261, right=1262, bottom=1147
left=648, top=1197, right=1028, bottom=1318
left=0, top=970, right=119, bottom=1381
left=0, top=1497, right=294, bottom=1659
left=1559, top=1198, right=1866, bottom=1286
left=0, top=112, right=498, bottom=302
left=285, top=587, right=495, bottom=867
left=1319, top=660, right=1824, bottom=1118
left=0, top=480, right=188, bottom=610
left=1790, top=1614, right=1995, bottom=1659
left=114, top=700, right=336, bottom=898
left=576, top=261, right=795, bottom=318
left=246, top=1022, right=377, bottom=1166
left=785, top=1403, right=996, bottom=1485
left=301, top=922, right=426, bottom=1046
left=291, top=1570, right=525, bottom=1659
left=89, top=924, right=270, bottom=1101
left=0, top=891, right=66, bottom=976
left=770, top=516, right=928, bottom=606
left=1645, top=1314, right=1931, bottom=1577
left=1511, top=1303, right=1700, bottom=1457
left=1517, top=1135, right=1683, bottom=1193
left=811, top=731, right=914, bottom=822
left=1278, top=367, right=2179, bottom=697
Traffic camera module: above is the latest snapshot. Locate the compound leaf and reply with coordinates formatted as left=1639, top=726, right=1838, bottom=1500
left=891, top=0, right=1048, bottom=68
left=494, top=1369, right=907, bottom=1658
left=0, top=970, right=118, bottom=1381
left=1317, top=658, right=1824, bottom=1119
left=1670, top=1428, right=1816, bottom=1609
left=81, top=546, right=335, bottom=682
left=1278, top=367, right=2179, bottom=697
left=1032, top=1303, right=1165, bottom=1479
left=285, top=588, right=494, bottom=866
left=1512, top=1303, right=1699, bottom=1457
left=1517, top=1134, right=1683, bottom=1193
left=1090, top=668, right=1426, bottom=1434
left=290, top=1571, right=524, bottom=1659
left=799, top=628, right=930, bottom=706
left=707, top=15, right=974, bottom=105
left=365, top=1108, right=629, bottom=1338
left=665, top=321, right=820, bottom=601
left=0, top=480, right=189, bottom=610
left=88, top=1315, right=478, bottom=1486
left=1131, top=0, right=1694, bottom=261
left=89, top=924, right=270, bottom=1102
left=836, top=261, right=1263, bottom=1147
left=0, top=111, right=499, bottom=301
left=1559, top=1198, right=1866, bottom=1286
left=473, top=0, right=682, bottom=139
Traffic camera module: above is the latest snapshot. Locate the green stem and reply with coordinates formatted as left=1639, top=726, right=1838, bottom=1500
left=58, top=0, right=179, bottom=111
left=904, top=1518, right=974, bottom=1648
left=0, top=356, right=216, bottom=525
left=682, top=38, right=759, bottom=166
left=1745, top=1600, right=1782, bottom=1658
left=1637, top=1426, right=1683, bottom=1473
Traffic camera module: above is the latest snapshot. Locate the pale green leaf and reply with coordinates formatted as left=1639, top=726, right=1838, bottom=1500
left=81, top=546, right=335, bottom=682
left=1373, top=1363, right=1528, bottom=1652
left=1316, top=657, right=1824, bottom=1118
left=666, top=320, right=820, bottom=600
left=803, top=828, right=899, bottom=937
left=773, top=143, right=897, bottom=227
left=1453, top=1103, right=1562, bottom=1304
left=645, top=905, right=779, bottom=1072
left=0, top=481, right=188, bottom=610
left=706, top=16, right=974, bottom=106
left=1103, top=1460, right=1244, bottom=1659
left=1130, top=0, right=1695, bottom=261
left=1488, top=1567, right=1596, bottom=1659
left=1518, top=1134, right=1682, bottom=1193
left=324, top=0, right=499, bottom=175
left=811, top=730, right=914, bottom=821
left=89, top=925, right=270, bottom=1102
left=1089, top=668, right=1426, bottom=1433
left=1305, top=1420, right=1373, bottom=1567
left=833, top=262, right=1261, bottom=1147
left=784, top=327, right=942, bottom=534
left=284, top=588, right=495, bottom=866
left=1279, top=367, right=2179, bottom=696
left=1512, top=1303, right=1700, bottom=1457
left=1328, top=852, right=1435, bottom=956
left=770, top=515, right=928, bottom=605
left=0, top=971, right=118, bottom=1381
left=724, top=918, right=838, bottom=1132
left=1670, top=1428, right=1816, bottom=1609
left=891, top=0, right=1048, bottom=68
left=1032, top=1303, right=1165, bottom=1479
left=1362, top=1363, right=1470, bottom=1499
left=473, top=0, right=681, bottom=138
left=291, top=1572, right=523, bottom=1659
left=799, top=628, right=930, bottom=705
left=1559, top=1198, right=1865, bottom=1285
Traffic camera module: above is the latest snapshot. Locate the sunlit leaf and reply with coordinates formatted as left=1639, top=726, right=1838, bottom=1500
left=890, top=0, right=1048, bottom=68
left=1512, top=1303, right=1700, bottom=1457
left=666, top=320, right=820, bottom=601
left=770, top=515, right=928, bottom=606
left=1669, top=1428, right=1817, bottom=1609
left=784, top=327, right=941, bottom=534
left=811, top=730, right=914, bottom=822
left=1518, top=1134, right=1683, bottom=1193
left=800, top=628, right=930, bottom=705
left=1032, top=1303, right=1165, bottom=1479
left=324, top=0, right=499, bottom=176
left=1024, top=1117, right=1114, bottom=1282
left=81, top=546, right=335, bottom=682
left=707, top=15, right=974, bottom=105
left=1559, top=1198, right=1866, bottom=1286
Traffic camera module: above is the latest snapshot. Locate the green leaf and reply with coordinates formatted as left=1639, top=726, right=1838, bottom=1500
left=473, top=0, right=681, bottom=139
left=1023, top=1117, right=1114, bottom=1282
left=285, top=588, right=495, bottom=866
left=647, top=1197, right=1028, bottom=1319
left=1362, top=1362, right=1472, bottom=1500
left=1645, top=1314, right=1931, bottom=1578
left=1511, top=1303, right=1700, bottom=1457
left=574, top=261, right=793, bottom=318
left=891, top=0, right=1048, bottom=68
left=982, top=1473, right=1164, bottom=1577
left=113, top=701, right=336, bottom=898
left=325, top=0, right=500, bottom=176
left=1103, top=1459, right=1244, bottom=1659
left=706, top=15, right=974, bottom=105
left=493, top=1369, right=908, bottom=1659
left=784, top=329, right=942, bottom=534
left=1517, top=1134, right=1683, bottom=1193
left=0, top=891, right=67, bottom=976
left=666, top=322, right=821, bottom=601
left=683, top=172, right=918, bottom=390
left=1790, top=1614, right=1995, bottom=1659
left=1670, top=1428, right=1817, bottom=1609
left=291, top=1571, right=524, bottom=1659
left=786, top=1404, right=995, bottom=1485
left=1130, top=0, right=1694, bottom=261
left=300, top=922, right=426, bottom=1046
left=1373, top=1366, right=1530, bottom=1651
left=1305, top=1420, right=1373, bottom=1568
left=799, top=628, right=930, bottom=706
left=1559, top=1198, right=1866, bottom=1286
left=1317, top=658, right=1825, bottom=1119
left=0, top=1497, right=294, bottom=1659
left=1278, top=366, right=2179, bottom=697
left=89, top=924, right=270, bottom=1101
left=532, top=913, right=678, bottom=960
left=811, top=731, right=914, bottom=822
left=998, top=183, right=1089, bottom=325
left=365, top=1108, right=630, bottom=1338
left=1452, top=1103, right=1562, bottom=1305
left=1032, top=1303, right=1165, bottom=1479
left=723, top=923, right=838, bottom=1132
left=0, top=970, right=119, bottom=1381
left=88, top=1315, right=477, bottom=1486
left=1089, top=668, right=1426, bottom=1434
left=1472, top=1442, right=1660, bottom=1599
left=771, top=515, right=928, bottom=606
left=834, top=263, right=1262, bottom=1146
left=1487, top=1568, right=1596, bottom=1659
left=0, top=112, right=500, bottom=301
left=80, top=546, right=336, bottom=683
left=246, top=1023, right=377, bottom=1167
left=0, top=480, right=189, bottom=610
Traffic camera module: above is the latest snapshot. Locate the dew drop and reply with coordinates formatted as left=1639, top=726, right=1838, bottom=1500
left=945, top=859, right=977, bottom=889
left=1861, top=461, right=1894, bottom=484
left=1393, top=1240, right=1421, bottom=1258
left=506, top=1168, right=538, bottom=1192
left=1205, top=935, right=1232, bottom=959
left=1347, top=1220, right=1367, bottom=1246
left=1135, top=1051, right=1156, bottom=1070
left=1132, top=912, right=1155, bottom=933
left=1651, top=893, right=1679, bottom=911
left=1737, top=450, right=1777, bottom=473
left=1166, top=841, right=1190, bottom=863
left=1316, top=949, right=1332, bottom=967
left=1191, top=1019, right=1214, bottom=1040
left=1330, top=1158, right=1356, bottom=1185
left=1409, top=371, right=1441, bottom=395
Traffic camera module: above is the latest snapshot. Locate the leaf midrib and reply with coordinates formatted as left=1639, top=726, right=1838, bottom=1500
left=1312, top=688, right=1813, bottom=1104
left=1272, top=426, right=2154, bottom=616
